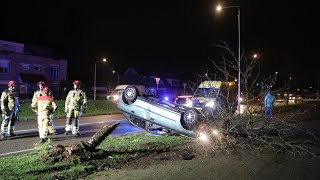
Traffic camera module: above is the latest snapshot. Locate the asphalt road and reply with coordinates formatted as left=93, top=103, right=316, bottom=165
left=0, top=114, right=145, bottom=157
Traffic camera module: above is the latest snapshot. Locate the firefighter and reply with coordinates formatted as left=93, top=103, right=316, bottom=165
left=1, top=80, right=20, bottom=139
left=32, top=81, right=57, bottom=135
left=64, top=80, right=87, bottom=136
left=31, top=87, right=58, bottom=143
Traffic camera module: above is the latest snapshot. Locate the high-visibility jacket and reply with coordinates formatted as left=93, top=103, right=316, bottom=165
left=1, top=88, right=20, bottom=112
left=32, top=89, right=54, bottom=103
left=31, top=95, right=57, bottom=116
left=65, top=89, right=87, bottom=111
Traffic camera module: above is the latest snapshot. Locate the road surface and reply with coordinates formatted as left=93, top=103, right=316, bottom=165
left=0, top=114, right=145, bottom=157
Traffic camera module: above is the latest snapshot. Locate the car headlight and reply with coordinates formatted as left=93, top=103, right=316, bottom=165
left=205, top=101, right=215, bottom=108
left=107, top=95, right=110, bottom=99
left=198, top=132, right=209, bottom=142
left=186, top=100, right=193, bottom=107
left=114, top=95, right=119, bottom=100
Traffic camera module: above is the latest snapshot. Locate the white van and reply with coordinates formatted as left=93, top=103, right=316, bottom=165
left=107, top=85, right=146, bottom=102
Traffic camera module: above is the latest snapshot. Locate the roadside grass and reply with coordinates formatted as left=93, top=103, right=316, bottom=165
left=274, top=101, right=319, bottom=113
left=0, top=134, right=189, bottom=180
left=251, top=101, right=319, bottom=117
left=4, top=101, right=318, bottom=179
left=18, top=100, right=120, bottom=121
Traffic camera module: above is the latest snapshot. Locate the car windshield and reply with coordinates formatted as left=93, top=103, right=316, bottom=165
left=176, top=98, right=187, bottom=104
left=194, top=88, right=219, bottom=98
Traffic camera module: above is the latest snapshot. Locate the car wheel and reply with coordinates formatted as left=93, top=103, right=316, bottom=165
left=201, top=107, right=214, bottom=119
left=124, top=86, right=139, bottom=103
left=183, top=108, right=198, bottom=128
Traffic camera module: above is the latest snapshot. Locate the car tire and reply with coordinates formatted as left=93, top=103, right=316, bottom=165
left=123, top=86, right=139, bottom=103
left=201, top=107, right=214, bottom=119
left=183, top=108, right=198, bottom=128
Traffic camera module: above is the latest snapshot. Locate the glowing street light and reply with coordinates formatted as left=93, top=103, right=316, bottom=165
left=253, top=53, right=258, bottom=59
left=94, top=58, right=107, bottom=101
left=112, top=70, right=120, bottom=86
left=216, top=4, right=241, bottom=114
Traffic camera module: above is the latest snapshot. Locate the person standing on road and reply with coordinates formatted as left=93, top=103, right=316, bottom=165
left=32, top=81, right=57, bottom=135
left=31, top=87, right=58, bottom=143
left=64, top=80, right=87, bottom=136
left=264, top=91, right=276, bottom=122
left=1, top=80, right=20, bottom=139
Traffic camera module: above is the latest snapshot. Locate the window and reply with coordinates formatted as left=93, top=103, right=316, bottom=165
left=21, top=63, right=30, bottom=71
left=50, top=65, right=59, bottom=78
left=0, top=60, right=9, bottom=74
left=33, top=65, right=41, bottom=72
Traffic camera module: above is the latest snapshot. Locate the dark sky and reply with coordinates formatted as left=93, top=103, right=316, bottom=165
left=1, top=0, right=319, bottom=88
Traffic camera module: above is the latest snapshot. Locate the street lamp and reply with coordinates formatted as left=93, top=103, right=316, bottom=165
left=94, top=58, right=107, bottom=101
left=253, top=53, right=258, bottom=59
left=112, top=70, right=120, bottom=86
left=216, top=4, right=241, bottom=114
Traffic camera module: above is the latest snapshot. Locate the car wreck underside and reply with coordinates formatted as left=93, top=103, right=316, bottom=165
left=117, top=86, right=201, bottom=137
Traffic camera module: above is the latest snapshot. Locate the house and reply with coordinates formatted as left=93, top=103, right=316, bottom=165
left=0, top=40, right=67, bottom=98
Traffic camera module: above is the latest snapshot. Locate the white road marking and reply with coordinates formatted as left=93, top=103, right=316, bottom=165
left=15, top=119, right=126, bottom=133
left=0, top=148, right=34, bottom=156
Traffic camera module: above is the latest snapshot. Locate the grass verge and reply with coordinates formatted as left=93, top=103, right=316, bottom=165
left=0, top=134, right=189, bottom=180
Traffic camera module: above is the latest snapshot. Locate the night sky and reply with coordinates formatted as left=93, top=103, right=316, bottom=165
left=1, top=0, right=319, bottom=89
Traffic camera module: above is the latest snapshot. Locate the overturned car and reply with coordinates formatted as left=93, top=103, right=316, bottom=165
left=117, top=85, right=200, bottom=137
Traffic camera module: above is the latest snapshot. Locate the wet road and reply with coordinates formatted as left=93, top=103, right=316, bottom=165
left=0, top=114, right=146, bottom=157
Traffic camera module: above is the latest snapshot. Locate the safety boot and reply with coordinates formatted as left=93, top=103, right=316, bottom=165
left=9, top=133, right=17, bottom=137
left=1, top=133, right=8, bottom=139
left=40, top=138, right=48, bottom=143
left=73, top=132, right=81, bottom=136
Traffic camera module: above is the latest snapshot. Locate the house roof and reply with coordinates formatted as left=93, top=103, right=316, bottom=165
left=123, top=66, right=138, bottom=76
left=18, top=73, right=48, bottom=83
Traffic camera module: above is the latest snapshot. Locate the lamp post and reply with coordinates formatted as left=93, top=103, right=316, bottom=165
left=253, top=53, right=258, bottom=59
left=94, top=58, right=107, bottom=101
left=216, top=4, right=241, bottom=114
left=112, top=70, right=120, bottom=86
